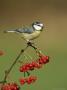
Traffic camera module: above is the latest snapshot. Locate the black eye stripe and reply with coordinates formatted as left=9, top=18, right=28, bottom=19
left=37, top=25, right=41, bottom=26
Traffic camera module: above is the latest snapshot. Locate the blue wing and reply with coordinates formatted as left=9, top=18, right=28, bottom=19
left=15, top=26, right=34, bottom=34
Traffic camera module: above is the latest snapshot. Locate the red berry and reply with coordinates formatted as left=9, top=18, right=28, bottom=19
left=19, top=66, right=23, bottom=72
left=39, top=55, right=49, bottom=64
left=41, top=57, right=46, bottom=63
left=28, top=63, right=34, bottom=70
left=38, top=58, right=44, bottom=64
left=19, top=78, right=26, bottom=85
left=2, top=84, right=11, bottom=90
left=31, top=61, right=37, bottom=67
left=43, top=56, right=49, bottom=63
left=10, top=83, right=19, bottom=90
left=26, top=78, right=32, bottom=84
left=32, top=62, right=37, bottom=67
left=19, top=65, right=29, bottom=72
left=45, top=56, right=49, bottom=62
left=34, top=63, right=42, bottom=69
left=26, top=76, right=32, bottom=84
left=29, top=76, right=37, bottom=83
left=26, top=75, right=37, bottom=84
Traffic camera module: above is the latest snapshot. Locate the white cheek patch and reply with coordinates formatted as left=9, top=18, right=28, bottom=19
left=33, top=25, right=42, bottom=30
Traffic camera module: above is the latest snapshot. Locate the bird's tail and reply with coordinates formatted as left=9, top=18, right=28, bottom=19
left=4, top=29, right=17, bottom=33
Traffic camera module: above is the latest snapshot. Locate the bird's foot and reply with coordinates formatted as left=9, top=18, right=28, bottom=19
left=27, top=41, right=37, bottom=50
left=27, top=41, right=32, bottom=46
left=27, top=41, right=34, bottom=46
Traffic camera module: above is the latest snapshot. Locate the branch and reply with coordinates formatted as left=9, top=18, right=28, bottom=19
left=1, top=45, right=29, bottom=86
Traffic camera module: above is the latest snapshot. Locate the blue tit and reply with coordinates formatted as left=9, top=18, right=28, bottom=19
left=5, top=21, right=44, bottom=42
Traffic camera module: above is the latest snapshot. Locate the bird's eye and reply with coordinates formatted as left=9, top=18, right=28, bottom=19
left=37, top=25, right=41, bottom=26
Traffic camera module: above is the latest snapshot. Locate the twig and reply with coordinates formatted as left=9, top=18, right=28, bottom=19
left=1, top=45, right=29, bottom=87
left=27, top=42, right=37, bottom=50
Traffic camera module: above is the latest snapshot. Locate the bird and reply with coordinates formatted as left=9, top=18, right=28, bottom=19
left=4, top=21, right=44, bottom=43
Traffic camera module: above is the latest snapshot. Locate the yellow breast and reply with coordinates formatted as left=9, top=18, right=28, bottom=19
left=21, top=31, right=41, bottom=40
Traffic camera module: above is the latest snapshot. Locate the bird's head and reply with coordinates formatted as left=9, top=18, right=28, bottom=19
left=32, top=21, right=44, bottom=31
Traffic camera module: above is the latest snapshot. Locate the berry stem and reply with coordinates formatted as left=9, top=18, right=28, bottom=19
left=27, top=42, right=41, bottom=55
left=26, top=71, right=30, bottom=76
left=24, top=72, right=26, bottom=77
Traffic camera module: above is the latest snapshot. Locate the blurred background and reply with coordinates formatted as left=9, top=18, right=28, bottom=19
left=0, top=0, right=67, bottom=90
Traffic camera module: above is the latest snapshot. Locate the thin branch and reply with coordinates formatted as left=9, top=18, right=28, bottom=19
left=1, top=45, right=29, bottom=86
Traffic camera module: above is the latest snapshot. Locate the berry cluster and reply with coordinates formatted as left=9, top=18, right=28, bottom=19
left=19, top=61, right=42, bottom=72
left=19, top=54, right=49, bottom=86
left=38, top=54, right=49, bottom=65
left=1, top=83, right=20, bottom=90
left=20, top=75, right=37, bottom=85
left=19, top=54, right=49, bottom=73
